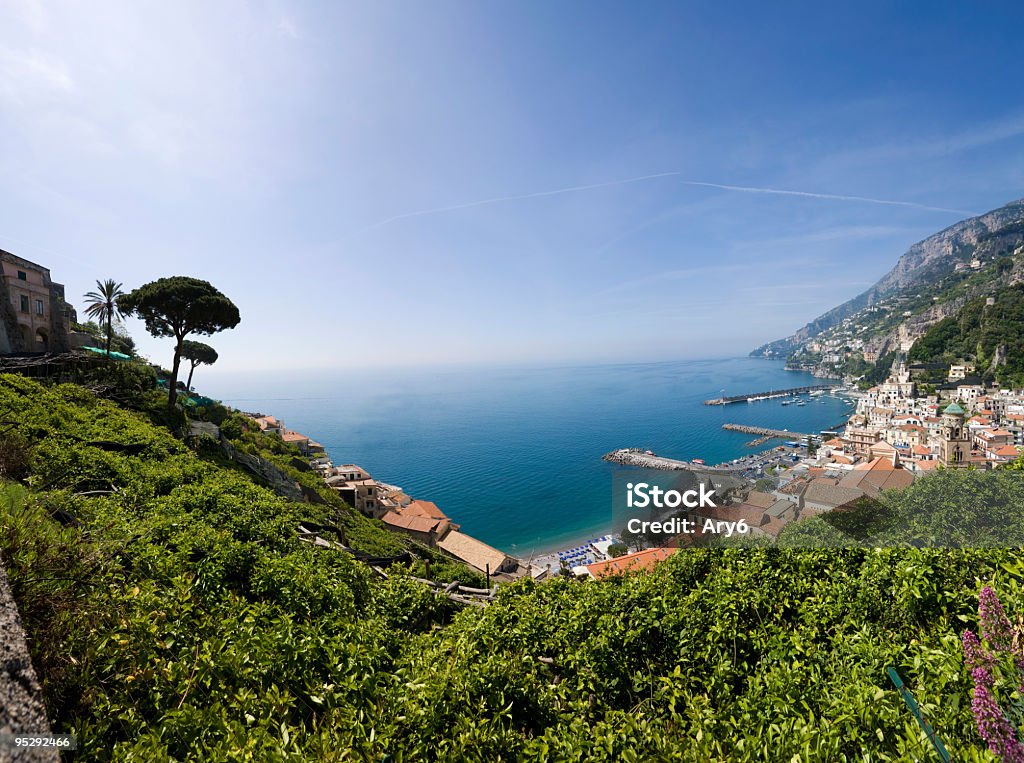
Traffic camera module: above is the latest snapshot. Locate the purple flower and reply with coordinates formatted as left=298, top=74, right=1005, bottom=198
left=980, top=586, right=1014, bottom=652
left=964, top=629, right=996, bottom=671
left=972, top=675, right=1024, bottom=762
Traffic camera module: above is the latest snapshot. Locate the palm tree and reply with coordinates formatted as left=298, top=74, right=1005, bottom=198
left=83, top=279, right=125, bottom=361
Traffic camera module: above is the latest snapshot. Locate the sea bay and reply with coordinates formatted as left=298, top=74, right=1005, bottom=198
left=203, top=357, right=852, bottom=556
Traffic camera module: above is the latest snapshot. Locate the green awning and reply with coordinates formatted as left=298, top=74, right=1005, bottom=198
left=81, top=346, right=132, bottom=360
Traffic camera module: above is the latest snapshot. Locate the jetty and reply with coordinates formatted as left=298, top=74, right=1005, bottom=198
left=703, top=384, right=838, bottom=405
left=722, top=423, right=814, bottom=440
left=602, top=448, right=739, bottom=472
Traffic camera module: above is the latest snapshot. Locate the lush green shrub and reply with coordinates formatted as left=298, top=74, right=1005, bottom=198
left=2, top=373, right=1022, bottom=760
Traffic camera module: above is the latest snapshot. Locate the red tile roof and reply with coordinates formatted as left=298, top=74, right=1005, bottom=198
left=400, top=500, right=448, bottom=520
left=382, top=512, right=447, bottom=535
left=587, top=547, right=676, bottom=578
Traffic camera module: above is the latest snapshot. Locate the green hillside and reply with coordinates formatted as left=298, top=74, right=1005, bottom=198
left=909, top=283, right=1024, bottom=388
left=2, top=372, right=1024, bottom=760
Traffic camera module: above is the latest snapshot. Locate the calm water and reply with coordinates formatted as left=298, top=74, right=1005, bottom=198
left=202, top=358, right=851, bottom=555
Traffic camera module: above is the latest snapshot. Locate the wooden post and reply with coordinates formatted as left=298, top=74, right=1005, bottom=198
left=486, top=564, right=490, bottom=587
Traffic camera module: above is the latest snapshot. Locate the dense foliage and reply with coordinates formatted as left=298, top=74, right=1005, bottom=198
left=2, top=374, right=1023, bottom=760
left=910, top=284, right=1024, bottom=387
left=777, top=469, right=1024, bottom=548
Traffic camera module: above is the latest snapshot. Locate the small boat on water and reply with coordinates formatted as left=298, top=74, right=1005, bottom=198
left=692, top=458, right=705, bottom=465
left=781, top=400, right=791, bottom=406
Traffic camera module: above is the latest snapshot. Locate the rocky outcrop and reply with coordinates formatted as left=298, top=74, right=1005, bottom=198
left=752, top=198, right=1024, bottom=358
left=218, top=436, right=306, bottom=503
left=862, top=295, right=970, bottom=359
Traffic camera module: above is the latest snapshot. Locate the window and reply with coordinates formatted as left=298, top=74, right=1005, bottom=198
left=35, top=299, right=44, bottom=315
left=17, top=271, right=26, bottom=281
left=19, top=295, right=28, bottom=312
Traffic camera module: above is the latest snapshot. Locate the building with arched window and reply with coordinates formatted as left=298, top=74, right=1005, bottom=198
left=0, top=249, right=72, bottom=354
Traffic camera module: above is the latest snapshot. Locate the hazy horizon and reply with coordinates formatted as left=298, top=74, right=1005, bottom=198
left=3, top=2, right=1024, bottom=371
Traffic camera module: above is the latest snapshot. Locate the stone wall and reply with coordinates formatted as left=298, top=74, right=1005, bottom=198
left=0, top=557, right=58, bottom=762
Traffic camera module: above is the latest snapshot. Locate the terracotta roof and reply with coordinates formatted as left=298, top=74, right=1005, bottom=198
left=778, top=478, right=809, bottom=496
left=759, top=516, right=788, bottom=538
left=281, top=431, right=309, bottom=442
left=915, top=460, right=939, bottom=471
left=400, top=500, right=448, bottom=520
left=995, top=445, right=1021, bottom=457
left=743, top=491, right=776, bottom=509
left=438, top=530, right=511, bottom=574
left=586, top=547, right=676, bottom=578
left=804, top=478, right=865, bottom=509
left=839, top=459, right=914, bottom=496
left=382, top=512, right=447, bottom=535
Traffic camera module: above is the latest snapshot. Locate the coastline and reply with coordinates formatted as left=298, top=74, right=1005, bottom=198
left=208, top=358, right=853, bottom=555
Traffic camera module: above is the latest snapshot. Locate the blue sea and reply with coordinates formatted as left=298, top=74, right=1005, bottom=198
left=202, top=358, right=852, bottom=556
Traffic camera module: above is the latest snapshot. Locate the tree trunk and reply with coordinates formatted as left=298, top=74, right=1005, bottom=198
left=186, top=362, right=196, bottom=391
left=167, top=340, right=183, bottom=409
left=105, top=313, right=113, bottom=365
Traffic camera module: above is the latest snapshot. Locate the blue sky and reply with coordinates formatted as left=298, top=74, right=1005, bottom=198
left=1, top=1, right=1023, bottom=371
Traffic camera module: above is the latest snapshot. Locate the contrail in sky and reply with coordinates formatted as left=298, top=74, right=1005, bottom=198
left=358, top=172, right=682, bottom=232
left=357, top=173, right=978, bottom=234
left=678, top=180, right=978, bottom=215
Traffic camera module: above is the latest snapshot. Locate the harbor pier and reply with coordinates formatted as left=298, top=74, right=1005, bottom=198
left=703, top=384, right=838, bottom=405
left=722, top=423, right=814, bottom=439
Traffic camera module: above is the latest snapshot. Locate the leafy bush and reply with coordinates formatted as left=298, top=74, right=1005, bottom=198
left=3, top=373, right=1024, bottom=760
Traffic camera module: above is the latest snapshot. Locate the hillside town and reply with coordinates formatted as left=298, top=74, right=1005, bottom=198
left=700, top=358, right=1024, bottom=544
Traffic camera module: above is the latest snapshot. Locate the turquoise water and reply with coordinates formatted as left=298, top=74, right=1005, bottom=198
left=203, top=358, right=851, bottom=556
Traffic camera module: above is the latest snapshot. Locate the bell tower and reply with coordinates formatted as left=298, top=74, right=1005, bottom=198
left=940, top=402, right=968, bottom=468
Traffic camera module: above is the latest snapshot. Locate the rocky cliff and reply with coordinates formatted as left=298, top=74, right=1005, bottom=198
left=751, top=198, right=1024, bottom=361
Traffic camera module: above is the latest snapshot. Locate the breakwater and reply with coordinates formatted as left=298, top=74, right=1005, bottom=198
left=602, top=448, right=739, bottom=472
left=722, top=423, right=813, bottom=439
left=703, top=384, right=838, bottom=405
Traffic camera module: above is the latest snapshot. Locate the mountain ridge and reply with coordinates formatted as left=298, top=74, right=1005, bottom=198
left=751, top=197, right=1024, bottom=371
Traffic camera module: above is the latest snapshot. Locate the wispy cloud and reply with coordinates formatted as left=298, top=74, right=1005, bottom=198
left=677, top=181, right=977, bottom=215
left=356, top=173, right=977, bottom=236
left=0, top=46, right=74, bottom=103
